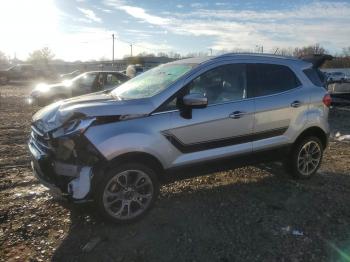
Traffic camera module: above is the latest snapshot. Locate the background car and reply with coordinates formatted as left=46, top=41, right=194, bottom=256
left=327, top=71, right=346, bottom=82
left=59, top=70, right=81, bottom=80
left=0, top=64, right=49, bottom=84
left=28, top=71, right=129, bottom=106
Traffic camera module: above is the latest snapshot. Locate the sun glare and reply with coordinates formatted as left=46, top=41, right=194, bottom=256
left=0, top=0, right=59, bottom=58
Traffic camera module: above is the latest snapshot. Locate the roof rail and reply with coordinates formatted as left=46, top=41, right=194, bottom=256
left=299, top=54, right=333, bottom=68
left=212, top=52, right=297, bottom=60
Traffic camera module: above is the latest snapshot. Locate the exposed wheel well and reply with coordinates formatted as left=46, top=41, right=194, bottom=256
left=294, top=126, right=328, bottom=149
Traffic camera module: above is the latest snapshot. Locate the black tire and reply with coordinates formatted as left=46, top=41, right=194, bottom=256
left=94, top=162, right=159, bottom=224
left=284, top=136, right=323, bottom=179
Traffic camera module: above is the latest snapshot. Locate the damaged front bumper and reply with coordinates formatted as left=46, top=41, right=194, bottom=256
left=28, top=124, right=100, bottom=202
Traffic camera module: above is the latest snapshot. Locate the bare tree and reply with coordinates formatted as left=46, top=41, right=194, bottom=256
left=271, top=47, right=294, bottom=56
left=27, top=47, right=55, bottom=65
left=157, top=52, right=169, bottom=57
left=342, top=47, right=350, bottom=57
left=293, top=43, right=327, bottom=57
left=137, top=52, right=155, bottom=57
left=184, top=52, right=208, bottom=58
left=167, top=51, right=181, bottom=59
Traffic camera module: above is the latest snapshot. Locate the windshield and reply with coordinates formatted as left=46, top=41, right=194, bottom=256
left=111, top=64, right=193, bottom=99
left=71, top=72, right=89, bottom=82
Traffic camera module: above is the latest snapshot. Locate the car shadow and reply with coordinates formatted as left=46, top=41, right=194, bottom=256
left=52, top=164, right=350, bottom=262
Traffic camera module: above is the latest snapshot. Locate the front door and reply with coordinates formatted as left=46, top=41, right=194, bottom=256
left=72, top=72, right=98, bottom=96
left=164, top=63, right=254, bottom=166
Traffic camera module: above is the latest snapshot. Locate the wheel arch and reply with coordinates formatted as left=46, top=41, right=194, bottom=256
left=294, top=126, right=328, bottom=149
left=98, top=151, right=165, bottom=180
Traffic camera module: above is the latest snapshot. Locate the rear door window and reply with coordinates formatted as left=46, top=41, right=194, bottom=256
left=248, top=64, right=301, bottom=97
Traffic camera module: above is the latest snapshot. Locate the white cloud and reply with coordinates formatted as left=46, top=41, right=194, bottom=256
left=105, top=1, right=169, bottom=25
left=97, top=7, right=113, bottom=13
left=215, top=2, right=228, bottom=6
left=171, top=2, right=350, bottom=52
left=105, top=1, right=350, bottom=53
left=190, top=3, right=205, bottom=8
left=176, top=4, right=184, bottom=8
left=118, top=5, right=169, bottom=25
left=77, top=8, right=102, bottom=23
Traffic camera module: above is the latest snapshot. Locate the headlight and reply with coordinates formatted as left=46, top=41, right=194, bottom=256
left=52, top=118, right=95, bottom=138
left=63, top=80, right=73, bottom=87
left=35, top=83, right=50, bottom=93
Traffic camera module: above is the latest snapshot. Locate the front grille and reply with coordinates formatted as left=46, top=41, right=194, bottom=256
left=30, top=125, right=50, bottom=153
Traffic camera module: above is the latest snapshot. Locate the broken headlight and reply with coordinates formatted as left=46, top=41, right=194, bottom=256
left=52, top=118, right=95, bottom=138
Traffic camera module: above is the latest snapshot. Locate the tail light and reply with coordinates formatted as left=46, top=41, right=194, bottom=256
left=322, top=94, right=332, bottom=107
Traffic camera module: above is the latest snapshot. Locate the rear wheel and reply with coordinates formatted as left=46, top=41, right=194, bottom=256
left=95, top=163, right=159, bottom=223
left=284, top=136, right=323, bottom=179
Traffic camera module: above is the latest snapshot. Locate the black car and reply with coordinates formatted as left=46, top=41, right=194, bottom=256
left=28, top=71, right=129, bottom=106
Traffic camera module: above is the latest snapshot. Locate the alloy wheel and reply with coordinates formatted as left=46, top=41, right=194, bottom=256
left=102, top=169, right=154, bottom=220
left=297, top=141, right=321, bottom=176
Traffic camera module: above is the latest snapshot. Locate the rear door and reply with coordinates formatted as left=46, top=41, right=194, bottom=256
left=248, top=63, right=307, bottom=151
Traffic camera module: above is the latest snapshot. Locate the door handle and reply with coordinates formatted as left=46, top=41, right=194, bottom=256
left=291, top=101, right=301, bottom=108
left=229, top=111, right=246, bottom=119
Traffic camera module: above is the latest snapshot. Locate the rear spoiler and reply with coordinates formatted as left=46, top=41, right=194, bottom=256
left=300, top=54, right=333, bottom=68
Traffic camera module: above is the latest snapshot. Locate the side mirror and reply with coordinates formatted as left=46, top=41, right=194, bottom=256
left=183, top=93, right=208, bottom=109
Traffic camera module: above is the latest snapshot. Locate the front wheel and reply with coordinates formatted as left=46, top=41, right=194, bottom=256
left=95, top=163, right=159, bottom=223
left=284, top=136, right=323, bottom=179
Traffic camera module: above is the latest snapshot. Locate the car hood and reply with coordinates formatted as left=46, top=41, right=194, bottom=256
left=32, top=91, right=155, bottom=133
left=31, top=82, right=66, bottom=95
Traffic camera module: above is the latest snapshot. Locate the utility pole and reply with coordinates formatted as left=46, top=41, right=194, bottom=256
left=130, top=44, right=133, bottom=57
left=112, top=34, right=115, bottom=66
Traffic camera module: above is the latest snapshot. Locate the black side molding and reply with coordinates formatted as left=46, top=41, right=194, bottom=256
left=163, top=127, right=288, bottom=154
left=300, top=54, right=333, bottom=68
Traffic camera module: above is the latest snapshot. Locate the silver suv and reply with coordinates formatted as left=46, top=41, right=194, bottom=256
left=29, top=54, right=332, bottom=223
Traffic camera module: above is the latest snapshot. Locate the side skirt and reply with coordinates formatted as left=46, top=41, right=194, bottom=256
left=163, top=145, right=291, bottom=183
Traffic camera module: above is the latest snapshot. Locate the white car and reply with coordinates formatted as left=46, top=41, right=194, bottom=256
left=327, top=72, right=345, bottom=82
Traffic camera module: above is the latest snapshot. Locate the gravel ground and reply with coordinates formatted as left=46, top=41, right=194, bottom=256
left=0, top=83, right=350, bottom=262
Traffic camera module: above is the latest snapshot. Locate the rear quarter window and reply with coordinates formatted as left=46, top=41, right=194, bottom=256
left=303, top=68, right=325, bottom=88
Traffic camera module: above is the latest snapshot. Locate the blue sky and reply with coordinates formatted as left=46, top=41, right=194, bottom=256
left=0, top=0, right=349, bottom=61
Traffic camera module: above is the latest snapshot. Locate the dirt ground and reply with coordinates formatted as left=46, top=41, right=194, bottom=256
left=0, top=82, right=350, bottom=262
